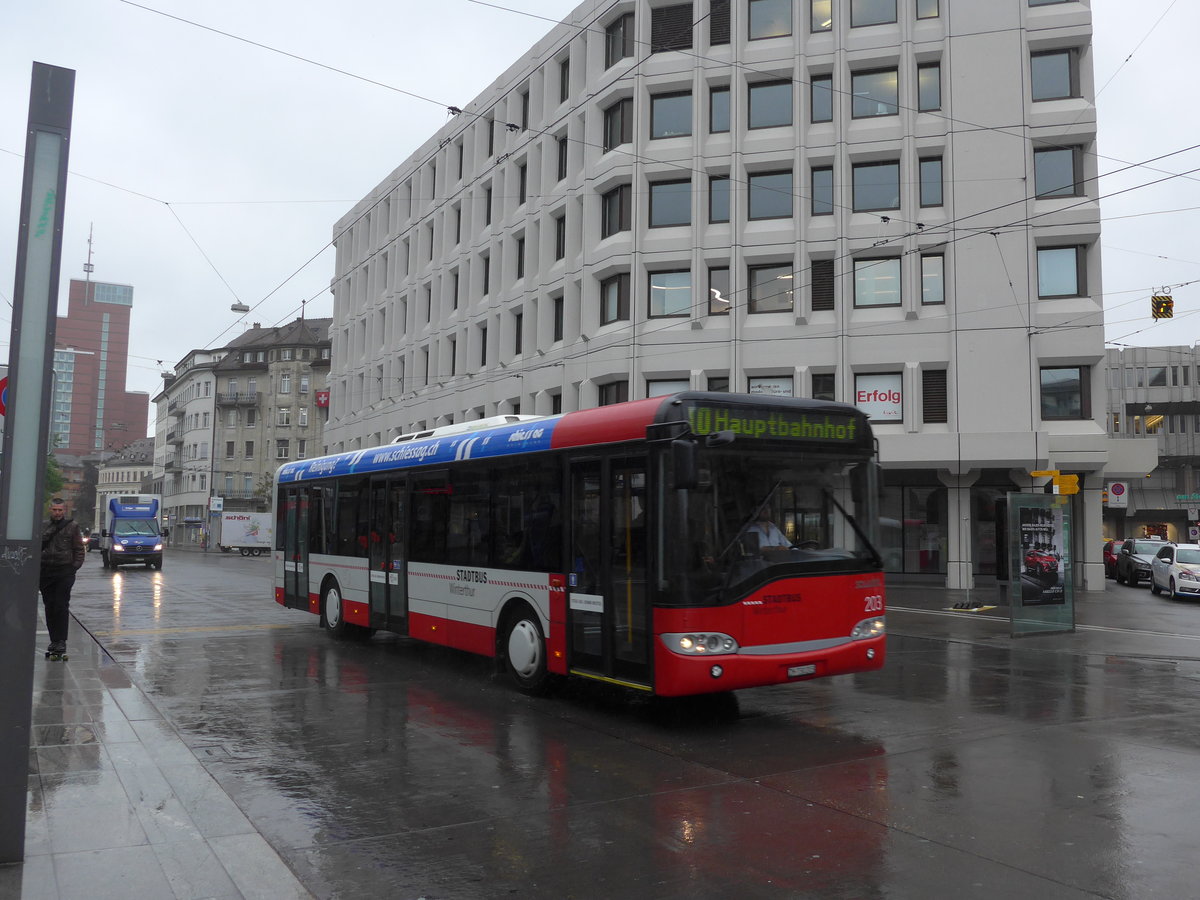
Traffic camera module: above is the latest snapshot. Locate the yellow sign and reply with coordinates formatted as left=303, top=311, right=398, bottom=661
left=1053, top=474, right=1080, bottom=495
left=1152, top=295, right=1174, bottom=319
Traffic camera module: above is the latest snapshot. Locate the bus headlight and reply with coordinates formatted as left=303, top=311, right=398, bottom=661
left=851, top=617, right=886, bottom=640
left=661, top=633, right=738, bottom=655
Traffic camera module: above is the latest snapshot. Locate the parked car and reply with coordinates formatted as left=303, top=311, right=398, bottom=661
left=1116, top=538, right=1171, bottom=586
left=1149, top=543, right=1200, bottom=599
left=1103, top=539, right=1119, bottom=579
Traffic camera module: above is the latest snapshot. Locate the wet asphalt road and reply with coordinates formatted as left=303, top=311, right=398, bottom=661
left=62, top=549, right=1200, bottom=899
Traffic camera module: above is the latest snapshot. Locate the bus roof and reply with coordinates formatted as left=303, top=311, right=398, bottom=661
left=278, top=393, right=871, bottom=484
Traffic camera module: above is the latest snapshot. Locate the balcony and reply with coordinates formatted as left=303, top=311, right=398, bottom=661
left=215, top=391, right=261, bottom=406
left=165, top=430, right=181, bottom=444
left=163, top=457, right=180, bottom=472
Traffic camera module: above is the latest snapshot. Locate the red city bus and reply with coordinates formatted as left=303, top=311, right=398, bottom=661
left=273, top=392, right=886, bottom=697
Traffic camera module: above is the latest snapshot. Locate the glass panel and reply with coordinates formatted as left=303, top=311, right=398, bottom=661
left=921, top=255, right=945, bottom=304
left=1032, top=51, right=1072, bottom=100
left=853, top=161, right=900, bottom=210
left=749, top=264, right=794, bottom=312
left=811, top=0, right=832, bottom=31
left=1035, top=147, right=1077, bottom=197
left=920, top=158, right=943, bottom=207
left=710, top=87, right=730, bottom=133
left=811, top=75, right=833, bottom=122
left=1037, top=247, right=1079, bottom=297
left=812, top=167, right=834, bottom=215
left=649, top=271, right=692, bottom=317
left=709, top=176, right=730, bottom=223
left=852, top=70, right=899, bottom=117
left=748, top=82, right=792, bottom=128
left=651, top=93, right=693, bottom=138
left=649, top=180, right=692, bottom=227
left=917, top=0, right=939, bottom=17
left=709, top=267, right=731, bottom=314
left=917, top=64, right=941, bottom=111
left=749, top=0, right=792, bottom=39
left=851, top=0, right=897, bottom=27
left=748, top=171, right=793, bottom=219
left=1040, top=367, right=1082, bottom=419
left=854, top=258, right=901, bottom=306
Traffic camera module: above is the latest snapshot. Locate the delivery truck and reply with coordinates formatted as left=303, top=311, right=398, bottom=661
left=100, top=495, right=164, bottom=570
left=218, top=511, right=273, bottom=556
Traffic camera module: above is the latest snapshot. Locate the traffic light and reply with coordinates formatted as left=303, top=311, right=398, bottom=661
left=1152, top=295, right=1174, bottom=319
left=1052, top=474, right=1080, bottom=495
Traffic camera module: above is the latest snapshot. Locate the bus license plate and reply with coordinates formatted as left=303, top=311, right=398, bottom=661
left=788, top=664, right=816, bottom=678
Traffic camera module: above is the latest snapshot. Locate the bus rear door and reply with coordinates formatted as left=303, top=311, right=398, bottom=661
left=368, top=475, right=407, bottom=631
left=567, top=457, right=652, bottom=689
left=280, top=485, right=310, bottom=611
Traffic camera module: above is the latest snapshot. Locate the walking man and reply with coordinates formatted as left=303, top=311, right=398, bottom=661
left=40, top=497, right=85, bottom=659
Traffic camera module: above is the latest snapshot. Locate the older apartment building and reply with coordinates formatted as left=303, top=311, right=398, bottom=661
left=323, top=0, right=1153, bottom=589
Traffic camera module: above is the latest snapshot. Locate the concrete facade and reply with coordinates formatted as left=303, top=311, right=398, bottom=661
left=323, top=0, right=1154, bottom=588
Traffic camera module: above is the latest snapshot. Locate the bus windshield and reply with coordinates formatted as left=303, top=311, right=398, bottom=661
left=669, top=446, right=880, bottom=605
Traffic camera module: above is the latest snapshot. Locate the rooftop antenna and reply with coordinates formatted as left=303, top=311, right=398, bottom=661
left=82, top=222, right=95, bottom=303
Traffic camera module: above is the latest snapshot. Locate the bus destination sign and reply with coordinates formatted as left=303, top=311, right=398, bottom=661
left=686, top=404, right=861, bottom=442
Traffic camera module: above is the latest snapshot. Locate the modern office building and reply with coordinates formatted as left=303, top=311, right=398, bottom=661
left=52, top=278, right=149, bottom=457
left=324, top=0, right=1154, bottom=588
left=1102, top=345, right=1200, bottom=543
left=153, top=319, right=331, bottom=545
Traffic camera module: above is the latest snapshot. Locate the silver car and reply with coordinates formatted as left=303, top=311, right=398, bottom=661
left=1116, top=538, right=1170, bottom=586
left=1150, top=543, right=1200, bottom=599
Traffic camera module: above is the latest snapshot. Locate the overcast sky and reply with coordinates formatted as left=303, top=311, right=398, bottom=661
left=2, top=0, right=1198, bottom=435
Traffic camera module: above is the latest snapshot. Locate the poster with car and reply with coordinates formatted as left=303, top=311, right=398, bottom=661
left=1007, top=493, right=1075, bottom=636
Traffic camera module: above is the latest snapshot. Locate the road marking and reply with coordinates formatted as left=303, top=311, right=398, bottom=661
left=88, top=624, right=299, bottom=637
left=891, top=605, right=1200, bottom=642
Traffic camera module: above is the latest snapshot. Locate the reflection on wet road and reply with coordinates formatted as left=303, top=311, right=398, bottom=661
left=65, top=552, right=1200, bottom=898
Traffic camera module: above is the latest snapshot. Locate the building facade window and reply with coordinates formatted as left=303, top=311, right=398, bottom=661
left=748, top=263, right=793, bottom=313
left=921, top=254, right=945, bottom=304
left=557, top=136, right=569, bottom=180
left=649, top=179, right=692, bottom=227
left=600, top=273, right=631, bottom=324
left=1035, top=146, right=1083, bottom=197
left=1032, top=50, right=1079, bottom=101
left=812, top=371, right=835, bottom=400
left=599, top=381, right=629, bottom=406
left=278, top=408, right=291, bottom=427
left=280, top=373, right=292, bottom=394
left=276, top=439, right=290, bottom=460
left=851, top=0, right=897, bottom=28
left=516, top=236, right=526, bottom=279
left=605, top=13, right=634, bottom=68
left=554, top=214, right=567, bottom=259
left=601, top=183, right=632, bottom=237
left=553, top=295, right=564, bottom=341
left=852, top=161, right=900, bottom=211
left=748, top=81, right=792, bottom=129
left=749, top=0, right=792, bottom=39
left=710, top=86, right=731, bottom=132
left=517, top=164, right=527, bottom=205
left=854, top=257, right=902, bottom=307
left=245, top=440, right=254, bottom=459
left=709, top=175, right=730, bottom=223
left=748, top=170, right=793, bottom=219
left=810, top=74, right=833, bottom=122
left=1041, top=366, right=1089, bottom=420
left=649, top=270, right=692, bottom=317
left=709, top=267, right=730, bottom=314
left=811, top=0, right=832, bottom=32
left=917, top=0, right=939, bottom=18
left=559, top=58, right=570, bottom=103
left=603, top=98, right=633, bottom=151
left=650, top=92, right=692, bottom=138
left=1037, top=246, right=1086, bottom=298
left=917, top=63, right=941, bottom=111
left=851, top=69, right=898, bottom=117
left=920, top=157, right=943, bottom=207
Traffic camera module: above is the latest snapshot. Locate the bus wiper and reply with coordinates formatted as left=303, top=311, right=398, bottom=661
left=716, top=480, right=781, bottom=563
left=822, top=488, right=883, bottom=569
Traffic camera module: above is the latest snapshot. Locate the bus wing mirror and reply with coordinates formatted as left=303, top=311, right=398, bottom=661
left=705, top=431, right=735, bottom=448
left=672, top=439, right=697, bottom=490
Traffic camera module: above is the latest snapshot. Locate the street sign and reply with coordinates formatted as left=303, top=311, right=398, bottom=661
left=1151, top=295, right=1174, bottom=319
left=1107, top=481, right=1128, bottom=509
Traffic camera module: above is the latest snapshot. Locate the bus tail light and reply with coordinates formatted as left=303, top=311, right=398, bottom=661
left=662, top=633, right=738, bottom=655
left=851, top=617, right=886, bottom=640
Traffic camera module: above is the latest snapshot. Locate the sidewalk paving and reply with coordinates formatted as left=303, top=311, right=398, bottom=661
left=4, top=579, right=1198, bottom=899
left=2, top=610, right=312, bottom=900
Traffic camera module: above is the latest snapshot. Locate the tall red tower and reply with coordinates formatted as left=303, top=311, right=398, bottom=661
left=52, top=278, right=149, bottom=456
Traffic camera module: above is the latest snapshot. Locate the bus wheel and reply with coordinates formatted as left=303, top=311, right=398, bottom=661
left=503, top=606, right=549, bottom=694
left=321, top=580, right=351, bottom=639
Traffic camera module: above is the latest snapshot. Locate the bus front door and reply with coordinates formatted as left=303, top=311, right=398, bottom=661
left=281, top=485, right=310, bottom=611
left=368, top=476, right=407, bottom=631
left=567, top=457, right=652, bottom=689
